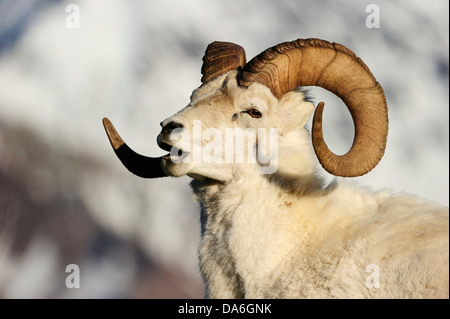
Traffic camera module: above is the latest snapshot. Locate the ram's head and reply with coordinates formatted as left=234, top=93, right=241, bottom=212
left=103, top=38, right=388, bottom=181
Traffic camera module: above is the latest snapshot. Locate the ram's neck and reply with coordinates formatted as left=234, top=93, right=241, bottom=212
left=190, top=167, right=326, bottom=298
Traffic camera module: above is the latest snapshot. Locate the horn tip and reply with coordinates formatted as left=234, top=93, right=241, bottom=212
left=102, top=117, right=125, bottom=151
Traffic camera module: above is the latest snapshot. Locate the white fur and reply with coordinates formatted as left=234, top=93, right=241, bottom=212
left=160, top=71, right=449, bottom=299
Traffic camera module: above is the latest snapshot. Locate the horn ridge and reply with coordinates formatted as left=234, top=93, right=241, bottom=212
left=238, top=38, right=388, bottom=177
left=201, top=41, right=247, bottom=83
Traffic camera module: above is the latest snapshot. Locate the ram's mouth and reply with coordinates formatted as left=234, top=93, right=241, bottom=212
left=157, top=138, right=190, bottom=163
left=163, top=147, right=190, bottom=162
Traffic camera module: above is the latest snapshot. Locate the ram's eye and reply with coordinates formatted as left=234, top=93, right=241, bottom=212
left=246, top=109, right=262, bottom=118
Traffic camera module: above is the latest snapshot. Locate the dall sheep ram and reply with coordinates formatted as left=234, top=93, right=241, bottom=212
left=102, top=38, right=449, bottom=298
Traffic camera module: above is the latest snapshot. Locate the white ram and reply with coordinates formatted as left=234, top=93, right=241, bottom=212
left=103, top=38, right=449, bottom=298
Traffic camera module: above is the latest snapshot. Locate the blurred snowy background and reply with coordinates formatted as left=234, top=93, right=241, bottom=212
left=0, top=0, right=447, bottom=298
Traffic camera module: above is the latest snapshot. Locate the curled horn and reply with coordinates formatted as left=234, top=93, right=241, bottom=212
left=102, top=118, right=167, bottom=178
left=239, top=38, right=388, bottom=177
left=201, top=41, right=247, bottom=83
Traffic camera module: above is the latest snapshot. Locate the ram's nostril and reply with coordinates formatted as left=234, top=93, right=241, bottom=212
left=161, top=121, right=184, bottom=135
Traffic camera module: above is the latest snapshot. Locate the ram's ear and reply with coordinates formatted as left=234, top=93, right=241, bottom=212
left=276, top=91, right=314, bottom=132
